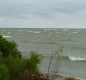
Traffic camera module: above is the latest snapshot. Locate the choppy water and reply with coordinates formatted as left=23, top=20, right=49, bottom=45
left=0, top=28, right=86, bottom=80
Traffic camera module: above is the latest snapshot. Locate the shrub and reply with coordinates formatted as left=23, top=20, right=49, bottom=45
left=0, top=35, right=42, bottom=80
left=0, top=65, right=9, bottom=80
left=0, top=35, right=22, bottom=58
left=8, top=58, right=25, bottom=80
left=23, top=51, right=42, bottom=80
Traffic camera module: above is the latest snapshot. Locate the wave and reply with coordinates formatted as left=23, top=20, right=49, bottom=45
left=18, top=30, right=23, bottom=31
left=7, top=32, right=11, bottom=34
left=62, top=55, right=86, bottom=61
left=28, top=31, right=40, bottom=33
left=33, top=31, right=40, bottom=33
left=3, top=35, right=12, bottom=38
left=73, top=32, right=78, bottom=34
left=69, top=32, right=78, bottom=34
left=43, top=29, right=57, bottom=32
left=68, top=56, right=86, bottom=61
left=28, top=31, right=34, bottom=33
left=58, top=74, right=84, bottom=80
left=44, top=54, right=86, bottom=61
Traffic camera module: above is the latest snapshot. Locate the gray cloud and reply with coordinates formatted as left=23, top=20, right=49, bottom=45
left=0, top=0, right=86, bottom=28
left=0, top=0, right=86, bottom=19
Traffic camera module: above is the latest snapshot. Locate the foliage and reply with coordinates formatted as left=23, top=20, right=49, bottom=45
left=23, top=51, right=42, bottom=80
left=47, top=47, right=64, bottom=79
left=26, top=51, right=42, bottom=70
left=0, top=35, right=22, bottom=58
left=0, top=35, right=42, bottom=80
left=8, top=58, right=25, bottom=80
left=0, top=64, right=8, bottom=80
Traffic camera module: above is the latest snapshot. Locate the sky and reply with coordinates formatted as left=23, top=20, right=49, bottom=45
left=0, top=0, right=86, bottom=28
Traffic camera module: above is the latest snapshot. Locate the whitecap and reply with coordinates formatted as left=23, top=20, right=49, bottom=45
left=7, top=32, right=11, bottom=34
left=28, top=31, right=34, bottom=33
left=3, top=35, right=12, bottom=38
left=69, top=56, right=86, bottom=61
left=28, top=31, right=40, bottom=33
left=33, top=31, right=40, bottom=33
left=60, top=55, right=86, bottom=61
left=73, top=32, right=78, bottom=34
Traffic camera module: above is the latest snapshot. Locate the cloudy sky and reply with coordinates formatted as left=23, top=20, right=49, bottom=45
left=0, top=0, right=86, bottom=28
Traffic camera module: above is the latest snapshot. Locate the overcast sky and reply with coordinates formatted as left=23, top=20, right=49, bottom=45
left=0, top=0, right=86, bottom=28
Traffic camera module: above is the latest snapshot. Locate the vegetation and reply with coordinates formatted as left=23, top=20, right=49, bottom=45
left=0, top=35, right=22, bottom=58
left=0, top=35, right=42, bottom=80
left=47, top=47, right=63, bottom=79
left=0, top=65, right=8, bottom=80
left=0, top=35, right=78, bottom=80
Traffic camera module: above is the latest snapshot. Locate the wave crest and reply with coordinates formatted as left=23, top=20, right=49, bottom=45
left=68, top=56, right=86, bottom=61
left=45, top=55, right=86, bottom=61
left=3, top=35, right=12, bottom=38
left=62, top=55, right=86, bottom=61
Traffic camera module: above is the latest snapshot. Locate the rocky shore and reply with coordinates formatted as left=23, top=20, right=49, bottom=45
left=31, top=73, right=80, bottom=80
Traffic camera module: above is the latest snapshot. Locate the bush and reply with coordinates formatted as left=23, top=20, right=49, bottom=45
left=0, top=35, right=42, bottom=80
left=23, top=51, right=42, bottom=80
left=0, top=65, right=9, bottom=80
left=0, top=35, right=22, bottom=58
left=8, top=58, right=25, bottom=80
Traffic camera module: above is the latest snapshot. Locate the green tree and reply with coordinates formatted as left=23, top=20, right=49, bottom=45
left=0, top=35, right=22, bottom=58
left=8, top=58, right=25, bottom=80
left=0, top=65, right=9, bottom=80
left=23, top=51, right=42, bottom=80
left=0, top=35, right=42, bottom=80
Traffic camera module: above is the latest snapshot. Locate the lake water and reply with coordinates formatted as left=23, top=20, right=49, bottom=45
left=0, top=28, right=86, bottom=80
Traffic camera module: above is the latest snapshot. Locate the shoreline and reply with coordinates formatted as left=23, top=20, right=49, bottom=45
left=41, top=73, right=80, bottom=80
